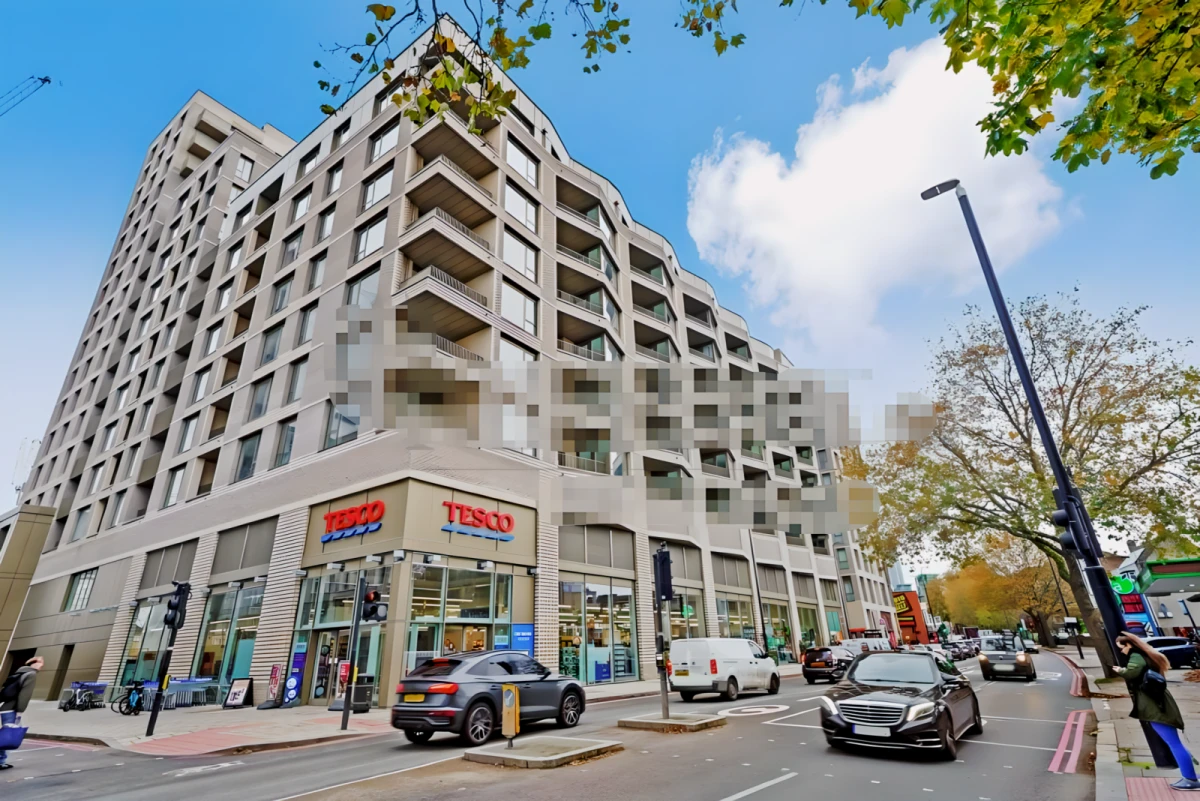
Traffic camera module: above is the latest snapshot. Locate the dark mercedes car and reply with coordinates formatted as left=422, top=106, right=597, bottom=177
left=979, top=635, right=1037, bottom=681
left=819, top=651, right=982, bottom=759
left=391, top=650, right=585, bottom=746
left=803, top=646, right=856, bottom=684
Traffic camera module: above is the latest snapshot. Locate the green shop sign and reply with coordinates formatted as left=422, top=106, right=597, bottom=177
left=1110, top=576, right=1136, bottom=595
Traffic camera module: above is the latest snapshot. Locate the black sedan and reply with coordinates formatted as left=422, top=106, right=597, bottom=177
left=391, top=650, right=585, bottom=746
left=803, top=646, right=856, bottom=684
left=819, top=651, right=982, bottom=759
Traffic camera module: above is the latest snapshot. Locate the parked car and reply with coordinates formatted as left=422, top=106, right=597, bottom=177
left=803, top=646, right=857, bottom=684
left=979, top=635, right=1037, bottom=681
left=1024, top=638, right=1041, bottom=654
left=1144, top=636, right=1200, bottom=669
left=819, top=651, right=982, bottom=759
left=670, top=637, right=781, bottom=701
left=946, top=642, right=973, bottom=661
left=391, top=650, right=585, bottom=746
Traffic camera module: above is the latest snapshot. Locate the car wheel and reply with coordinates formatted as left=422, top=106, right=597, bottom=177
left=967, top=699, right=983, bottom=735
left=680, top=691, right=697, bottom=702
left=724, top=677, right=740, bottom=701
left=982, top=672, right=993, bottom=681
left=1026, top=672, right=1036, bottom=682
left=459, top=701, right=495, bottom=747
left=805, top=677, right=816, bottom=685
left=825, top=736, right=844, bottom=751
left=557, top=690, right=583, bottom=728
left=939, top=715, right=958, bottom=760
left=767, top=674, right=781, bottom=695
left=404, top=730, right=435, bottom=744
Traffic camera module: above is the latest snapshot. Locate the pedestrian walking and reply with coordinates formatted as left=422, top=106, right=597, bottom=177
left=1115, top=632, right=1200, bottom=791
left=0, top=656, right=43, bottom=771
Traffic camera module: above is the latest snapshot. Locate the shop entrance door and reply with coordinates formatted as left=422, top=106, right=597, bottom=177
left=310, top=630, right=350, bottom=705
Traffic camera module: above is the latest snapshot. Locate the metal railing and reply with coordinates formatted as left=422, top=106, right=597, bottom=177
left=633, top=305, right=670, bottom=324
left=557, top=289, right=603, bottom=316
left=701, top=462, right=731, bottom=478
left=557, top=243, right=603, bottom=272
left=774, top=464, right=795, bottom=478
left=631, top=265, right=665, bottom=285
left=434, top=334, right=484, bottom=361
left=740, top=447, right=765, bottom=460
left=412, top=207, right=492, bottom=252
left=420, top=265, right=489, bottom=307
left=636, top=344, right=672, bottom=363
left=557, top=452, right=610, bottom=475
left=419, top=111, right=497, bottom=156
left=416, top=155, right=493, bottom=199
left=556, top=202, right=600, bottom=229
left=685, top=312, right=713, bottom=329
left=689, top=347, right=716, bottom=362
left=558, top=339, right=606, bottom=361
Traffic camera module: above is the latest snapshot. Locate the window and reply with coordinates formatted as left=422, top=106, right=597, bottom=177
left=273, top=418, right=297, bottom=468
left=137, top=402, right=152, bottom=433
left=87, top=464, right=104, bottom=495
left=109, top=490, right=126, bottom=528
left=137, top=313, right=151, bottom=337
left=203, top=324, right=222, bottom=356
left=362, top=167, right=392, bottom=210
left=297, top=148, right=318, bottom=178
left=227, top=241, right=244, bottom=271
left=371, top=123, right=399, bottom=161
left=248, top=376, right=272, bottom=420
left=286, top=357, right=308, bottom=403
left=260, top=324, right=283, bottom=365
left=501, top=281, right=538, bottom=334
left=345, top=267, right=380, bottom=308
left=354, top=216, right=386, bottom=261
left=307, top=254, right=326, bottom=291
left=296, top=304, right=317, bottom=345
left=282, top=231, right=302, bottom=265
left=292, top=189, right=312, bottom=221
left=63, top=568, right=98, bottom=611
left=230, top=185, right=244, bottom=203
left=506, top=136, right=539, bottom=186
left=102, top=423, right=117, bottom=451
left=326, top=162, right=343, bottom=194
left=127, top=347, right=142, bottom=373
left=502, top=228, right=537, bottom=281
left=316, top=208, right=334, bottom=241
left=216, top=281, right=233, bottom=311
left=178, top=414, right=198, bottom=453
left=323, top=403, right=359, bottom=449
left=191, top=367, right=211, bottom=403
left=235, top=155, right=254, bottom=182
left=162, top=320, right=176, bottom=349
left=115, top=383, right=130, bottom=410
left=234, top=433, right=261, bottom=482
left=271, top=276, right=293, bottom=315
left=842, top=576, right=856, bottom=602
left=332, top=121, right=350, bottom=150
left=504, top=181, right=538, bottom=232
left=203, top=186, right=215, bottom=210
left=499, top=337, right=538, bottom=363
left=160, top=466, right=185, bottom=507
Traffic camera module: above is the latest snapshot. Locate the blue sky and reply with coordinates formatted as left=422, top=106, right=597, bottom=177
left=1, top=1, right=1197, bottom=532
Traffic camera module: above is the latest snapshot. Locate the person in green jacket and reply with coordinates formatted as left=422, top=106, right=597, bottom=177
left=1115, top=631, right=1200, bottom=791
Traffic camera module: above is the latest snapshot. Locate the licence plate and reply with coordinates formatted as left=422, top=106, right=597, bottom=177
left=403, top=693, right=426, bottom=702
left=993, top=665, right=1013, bottom=672
left=810, top=662, right=826, bottom=668
left=675, top=669, right=689, bottom=676
left=853, top=725, right=890, bottom=738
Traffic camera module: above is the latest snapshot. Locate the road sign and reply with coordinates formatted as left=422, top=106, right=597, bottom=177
left=502, top=683, right=519, bottom=744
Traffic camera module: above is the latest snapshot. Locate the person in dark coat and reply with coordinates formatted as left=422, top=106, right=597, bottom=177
left=1115, top=632, right=1200, bottom=791
left=0, top=656, right=43, bottom=770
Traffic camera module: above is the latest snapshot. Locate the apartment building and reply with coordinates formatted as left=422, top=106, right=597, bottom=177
left=9, top=18, right=889, bottom=706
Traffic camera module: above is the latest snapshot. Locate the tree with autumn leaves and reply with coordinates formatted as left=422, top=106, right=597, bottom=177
left=855, top=293, right=1200, bottom=674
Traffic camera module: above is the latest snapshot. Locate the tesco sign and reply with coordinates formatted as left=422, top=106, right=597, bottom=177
left=441, top=501, right=515, bottom=542
left=321, top=500, right=386, bottom=543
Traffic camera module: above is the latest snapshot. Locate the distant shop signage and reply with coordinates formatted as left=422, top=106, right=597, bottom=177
left=322, top=500, right=386, bottom=543
left=441, top=501, right=516, bottom=542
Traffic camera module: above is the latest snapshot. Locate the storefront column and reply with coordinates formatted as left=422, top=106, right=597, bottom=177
left=98, top=552, right=147, bottom=685
left=534, top=514, right=560, bottom=670
left=170, top=531, right=219, bottom=674
left=700, top=548, right=721, bottom=637
left=247, top=508, right=308, bottom=697
left=633, top=532, right=657, bottom=680
left=382, top=559, right=414, bottom=705
left=742, top=532, right=767, bottom=645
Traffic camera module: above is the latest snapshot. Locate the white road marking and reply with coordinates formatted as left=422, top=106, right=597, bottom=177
left=165, top=761, right=245, bottom=778
left=765, top=708, right=818, bottom=725
left=984, top=715, right=1071, bottom=724
left=720, top=704, right=791, bottom=717
left=717, top=772, right=798, bottom=801
left=270, top=756, right=463, bottom=801
left=966, top=741, right=1058, bottom=752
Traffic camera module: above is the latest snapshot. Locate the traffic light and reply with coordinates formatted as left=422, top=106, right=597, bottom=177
left=1051, top=508, right=1079, bottom=553
left=164, top=582, right=190, bottom=631
left=362, top=588, right=388, bottom=622
left=653, top=546, right=673, bottom=604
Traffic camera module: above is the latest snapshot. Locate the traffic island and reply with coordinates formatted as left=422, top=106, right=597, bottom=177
left=617, top=712, right=727, bottom=733
left=462, top=736, right=623, bottom=768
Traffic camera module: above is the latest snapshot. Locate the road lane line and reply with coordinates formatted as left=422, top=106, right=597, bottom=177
left=1048, top=709, right=1081, bottom=772
left=718, top=772, right=798, bottom=801
left=983, top=715, right=1072, bottom=723
left=269, top=755, right=462, bottom=801
left=969, top=740, right=1060, bottom=752
left=765, top=709, right=818, bottom=724
left=1063, top=709, right=1089, bottom=773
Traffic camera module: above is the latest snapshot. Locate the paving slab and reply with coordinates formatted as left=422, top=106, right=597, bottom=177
left=617, top=712, right=726, bottom=732
left=462, top=735, right=622, bottom=768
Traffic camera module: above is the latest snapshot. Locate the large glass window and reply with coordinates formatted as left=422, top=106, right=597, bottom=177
left=445, top=569, right=493, bottom=621
left=796, top=604, right=823, bottom=648
left=762, top=600, right=793, bottom=660
left=716, top=591, right=755, bottom=639
left=119, top=599, right=171, bottom=684
left=504, top=181, right=538, bottom=232
left=657, top=589, right=705, bottom=641
left=403, top=565, right=511, bottom=671
left=501, top=281, right=537, bottom=334
left=506, top=137, right=538, bottom=186
left=502, top=229, right=537, bottom=281
left=558, top=575, right=637, bottom=684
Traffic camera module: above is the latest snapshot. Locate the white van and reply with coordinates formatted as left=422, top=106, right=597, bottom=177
left=668, top=638, right=781, bottom=701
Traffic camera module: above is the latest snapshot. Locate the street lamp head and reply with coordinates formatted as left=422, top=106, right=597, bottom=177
left=920, top=179, right=962, bottom=201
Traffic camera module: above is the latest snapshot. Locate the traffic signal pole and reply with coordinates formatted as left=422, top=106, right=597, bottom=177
left=922, top=180, right=1127, bottom=666
left=146, top=582, right=190, bottom=737
left=653, top=544, right=672, bottom=722
left=340, top=574, right=367, bottom=732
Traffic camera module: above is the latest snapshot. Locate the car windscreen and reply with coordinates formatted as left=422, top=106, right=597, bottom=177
left=981, top=637, right=1013, bottom=651
left=847, top=654, right=938, bottom=685
left=407, top=658, right=463, bottom=677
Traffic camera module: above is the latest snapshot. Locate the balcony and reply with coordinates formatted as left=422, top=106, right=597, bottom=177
left=136, top=450, right=162, bottom=484
left=686, top=311, right=713, bottom=329
left=635, top=343, right=672, bottom=363
left=400, top=207, right=492, bottom=281
left=556, top=201, right=603, bottom=232
left=434, top=334, right=485, bottom=361
left=414, top=154, right=493, bottom=199
left=557, top=289, right=603, bottom=317
left=634, top=304, right=670, bottom=324
left=407, top=160, right=495, bottom=237
left=557, top=243, right=603, bottom=273
left=557, top=452, right=611, bottom=475
left=558, top=339, right=605, bottom=361
left=416, top=265, right=490, bottom=307
left=740, top=446, right=765, bottom=461
left=631, top=265, right=665, bottom=286
left=688, top=347, right=716, bottom=363
left=412, top=111, right=498, bottom=167
left=701, top=462, right=731, bottom=478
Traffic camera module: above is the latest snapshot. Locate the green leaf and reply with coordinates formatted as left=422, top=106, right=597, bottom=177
left=730, top=33, right=746, bottom=47
left=517, top=0, right=534, bottom=14
left=351, top=52, right=365, bottom=64
left=366, top=32, right=377, bottom=45
left=313, top=60, right=322, bottom=69
left=529, top=22, right=552, bottom=39
left=714, top=31, right=728, bottom=55
left=366, top=4, right=395, bottom=22
left=878, top=0, right=909, bottom=28
left=320, top=104, right=337, bottom=115
left=592, top=0, right=605, bottom=11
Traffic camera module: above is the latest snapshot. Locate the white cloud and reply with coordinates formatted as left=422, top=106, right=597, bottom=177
left=687, top=38, right=1067, bottom=353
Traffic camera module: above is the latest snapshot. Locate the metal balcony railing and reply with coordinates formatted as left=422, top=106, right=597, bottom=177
left=689, top=347, right=716, bottom=362
left=740, top=447, right=764, bottom=460
left=557, top=290, right=603, bottom=316
left=633, top=305, right=670, bottom=324
left=419, top=265, right=489, bottom=307
left=557, top=452, right=610, bottom=475
left=774, top=464, right=795, bottom=478
left=685, top=312, right=713, bottom=329
left=434, top=334, right=484, bottom=361
left=557, top=243, right=602, bottom=272
left=556, top=202, right=600, bottom=229
left=636, top=344, right=672, bottom=363
left=412, top=208, right=492, bottom=253
left=414, top=155, right=494, bottom=199
left=631, top=265, right=665, bottom=285
left=557, top=339, right=606, bottom=361
left=701, top=462, right=730, bottom=478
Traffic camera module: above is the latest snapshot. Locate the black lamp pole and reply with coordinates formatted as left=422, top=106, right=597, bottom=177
left=921, top=180, right=1127, bottom=666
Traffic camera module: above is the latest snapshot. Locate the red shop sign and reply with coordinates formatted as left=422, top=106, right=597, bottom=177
left=442, top=501, right=515, bottom=533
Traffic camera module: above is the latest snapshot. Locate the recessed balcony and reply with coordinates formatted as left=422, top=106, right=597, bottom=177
left=400, top=207, right=492, bottom=280
left=407, top=157, right=495, bottom=226
left=411, top=113, right=498, bottom=172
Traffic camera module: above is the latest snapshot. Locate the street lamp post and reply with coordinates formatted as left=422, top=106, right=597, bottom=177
left=921, top=179, right=1127, bottom=668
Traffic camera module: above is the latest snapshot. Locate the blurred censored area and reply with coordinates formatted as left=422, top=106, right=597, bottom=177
left=322, top=305, right=879, bottom=538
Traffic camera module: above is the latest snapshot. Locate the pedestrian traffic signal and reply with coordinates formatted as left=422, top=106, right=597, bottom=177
left=164, top=582, right=190, bottom=631
left=653, top=546, right=673, bottom=603
left=362, top=588, right=388, bottom=622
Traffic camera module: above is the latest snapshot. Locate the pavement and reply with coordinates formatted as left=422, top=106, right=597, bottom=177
left=4, top=652, right=1092, bottom=801
left=13, top=664, right=808, bottom=756
left=1051, top=646, right=1200, bottom=801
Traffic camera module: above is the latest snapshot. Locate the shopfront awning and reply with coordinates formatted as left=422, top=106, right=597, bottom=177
left=1138, top=558, right=1200, bottom=596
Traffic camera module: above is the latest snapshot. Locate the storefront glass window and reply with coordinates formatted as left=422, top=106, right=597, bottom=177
left=585, top=581, right=613, bottom=683
left=796, top=604, right=823, bottom=648
left=445, top=569, right=493, bottom=621
left=317, top=571, right=358, bottom=627
left=716, top=592, right=754, bottom=639
left=558, top=575, right=638, bottom=685
left=611, top=580, right=637, bottom=681
left=404, top=564, right=511, bottom=670
left=826, top=608, right=846, bottom=643
left=119, top=602, right=153, bottom=685
left=762, top=601, right=793, bottom=662
left=225, top=586, right=264, bottom=682
left=117, top=599, right=172, bottom=684
left=410, top=564, right=444, bottom=620
left=494, top=574, right=512, bottom=621
left=295, top=576, right=319, bottom=628
left=657, top=590, right=705, bottom=640
left=558, top=580, right=584, bottom=680
left=192, top=590, right=237, bottom=679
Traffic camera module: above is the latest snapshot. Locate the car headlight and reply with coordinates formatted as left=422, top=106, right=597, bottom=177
left=818, top=696, right=838, bottom=715
left=1016, top=653, right=1027, bottom=662
left=906, top=701, right=936, bottom=722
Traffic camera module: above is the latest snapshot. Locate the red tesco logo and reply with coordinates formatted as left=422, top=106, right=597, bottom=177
left=324, top=500, right=386, bottom=533
left=442, top=501, right=515, bottom=533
